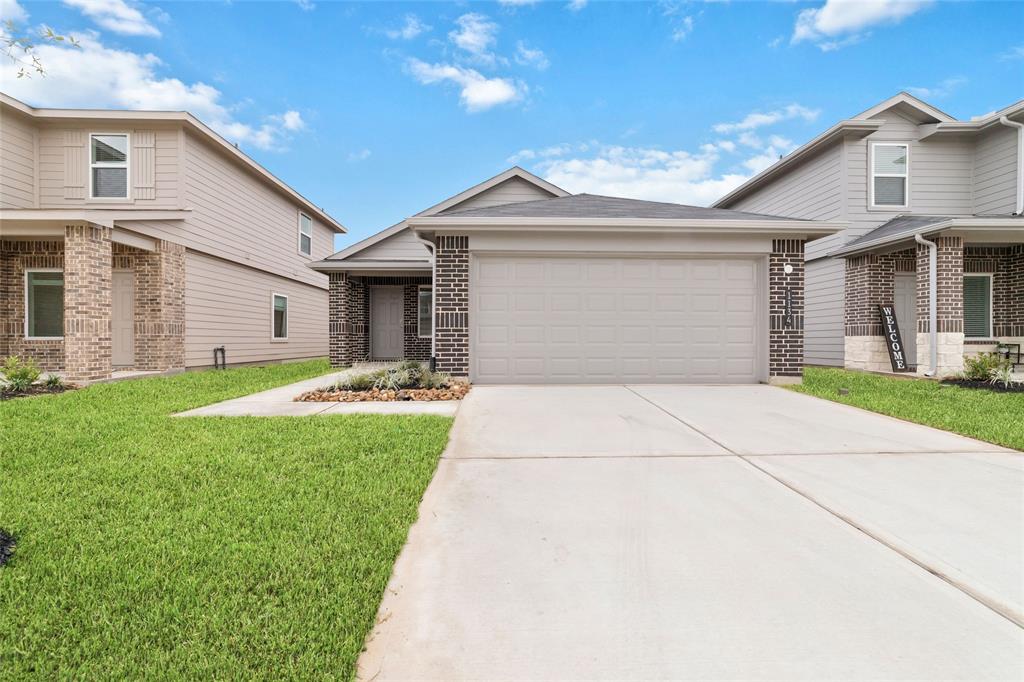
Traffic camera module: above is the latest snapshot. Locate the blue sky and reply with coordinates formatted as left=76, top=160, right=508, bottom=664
left=2, top=0, right=1021, bottom=251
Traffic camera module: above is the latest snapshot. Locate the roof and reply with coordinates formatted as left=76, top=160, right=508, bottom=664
left=0, top=93, right=345, bottom=233
left=712, top=91, right=996, bottom=210
left=831, top=214, right=1024, bottom=257
left=439, top=193, right=801, bottom=221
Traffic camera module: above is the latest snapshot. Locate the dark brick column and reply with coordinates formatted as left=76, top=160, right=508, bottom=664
left=768, top=239, right=805, bottom=380
left=64, top=223, right=112, bottom=382
left=328, top=272, right=368, bottom=367
left=403, top=283, right=432, bottom=361
left=844, top=254, right=893, bottom=337
left=434, top=235, right=469, bottom=376
left=916, top=236, right=963, bottom=335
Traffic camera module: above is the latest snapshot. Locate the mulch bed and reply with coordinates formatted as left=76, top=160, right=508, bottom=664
left=295, top=384, right=471, bottom=403
left=940, top=379, right=1024, bottom=394
left=0, top=384, right=73, bottom=401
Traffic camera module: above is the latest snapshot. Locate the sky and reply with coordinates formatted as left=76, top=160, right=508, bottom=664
left=1, top=0, right=1022, bottom=252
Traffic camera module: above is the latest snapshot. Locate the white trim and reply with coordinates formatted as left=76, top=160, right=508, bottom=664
left=88, top=132, right=130, bottom=201
left=417, top=285, right=433, bottom=339
left=963, top=273, right=994, bottom=340
left=24, top=268, right=64, bottom=340
left=297, top=211, right=313, bottom=258
left=854, top=92, right=956, bottom=123
left=868, top=142, right=910, bottom=210
left=415, top=167, right=569, bottom=217
left=409, top=216, right=842, bottom=237
left=271, top=292, right=289, bottom=341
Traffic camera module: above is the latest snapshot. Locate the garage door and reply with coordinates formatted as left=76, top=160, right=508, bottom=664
left=471, top=255, right=762, bottom=384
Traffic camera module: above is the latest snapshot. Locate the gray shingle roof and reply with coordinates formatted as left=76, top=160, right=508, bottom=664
left=439, top=193, right=806, bottom=221
left=838, top=215, right=953, bottom=252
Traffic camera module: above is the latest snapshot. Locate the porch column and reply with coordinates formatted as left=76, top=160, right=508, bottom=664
left=434, top=235, right=469, bottom=376
left=329, top=272, right=368, bottom=367
left=843, top=253, right=894, bottom=372
left=134, top=240, right=185, bottom=371
left=64, top=223, right=112, bottom=382
left=916, top=236, right=964, bottom=377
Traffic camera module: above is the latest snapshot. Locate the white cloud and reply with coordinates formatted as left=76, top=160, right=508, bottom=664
left=671, top=15, right=694, bottom=41
left=716, top=140, right=736, bottom=153
left=567, top=0, right=587, bottom=10
left=62, top=0, right=161, bottom=37
left=713, top=103, right=820, bottom=134
left=1000, top=45, right=1024, bottom=61
left=385, top=14, right=430, bottom=40
left=0, top=0, right=27, bottom=22
left=906, top=76, right=967, bottom=99
left=792, top=0, right=932, bottom=51
left=498, top=0, right=541, bottom=5
left=659, top=1, right=696, bottom=42
left=406, top=58, right=524, bottom=112
left=293, top=0, right=314, bottom=10
left=507, top=143, right=580, bottom=164
left=0, top=32, right=306, bottom=151
left=347, top=149, right=371, bottom=162
left=449, top=13, right=499, bottom=65
left=515, top=41, right=549, bottom=70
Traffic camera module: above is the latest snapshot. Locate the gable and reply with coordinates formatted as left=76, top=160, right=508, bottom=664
left=357, top=227, right=430, bottom=261
left=439, top=176, right=559, bottom=214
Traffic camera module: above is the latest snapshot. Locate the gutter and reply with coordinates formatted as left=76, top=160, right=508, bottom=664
left=414, top=234, right=438, bottom=370
left=998, top=116, right=1024, bottom=215
left=914, top=233, right=938, bottom=377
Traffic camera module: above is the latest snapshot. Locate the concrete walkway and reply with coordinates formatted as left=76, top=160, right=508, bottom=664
left=359, top=385, right=1023, bottom=681
left=174, top=366, right=461, bottom=417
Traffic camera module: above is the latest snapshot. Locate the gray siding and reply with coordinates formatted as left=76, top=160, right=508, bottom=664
left=804, top=258, right=845, bottom=366
left=184, top=251, right=328, bottom=367
left=974, top=125, right=1018, bottom=214
left=441, top=176, right=555, bottom=212
left=728, top=142, right=845, bottom=223
left=358, top=226, right=430, bottom=260
left=0, top=107, right=36, bottom=209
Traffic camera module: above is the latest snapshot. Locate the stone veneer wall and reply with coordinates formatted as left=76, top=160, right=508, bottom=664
left=0, top=239, right=65, bottom=371
left=434, top=235, right=469, bottom=376
left=842, top=248, right=916, bottom=373
left=64, top=224, right=113, bottom=382
left=768, top=239, right=805, bottom=379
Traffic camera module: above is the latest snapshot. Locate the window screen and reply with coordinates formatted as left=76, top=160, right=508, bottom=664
left=273, top=295, right=288, bottom=339
left=872, top=143, right=907, bottom=207
left=299, top=213, right=312, bottom=256
left=27, top=271, right=64, bottom=337
left=963, top=276, right=991, bottom=338
left=418, top=288, right=432, bottom=337
left=90, top=134, right=129, bottom=198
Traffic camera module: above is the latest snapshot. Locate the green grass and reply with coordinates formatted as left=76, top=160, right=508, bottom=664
left=0, top=360, right=452, bottom=680
left=792, top=367, right=1024, bottom=451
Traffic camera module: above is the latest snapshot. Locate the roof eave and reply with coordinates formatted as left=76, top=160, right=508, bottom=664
left=409, top=216, right=844, bottom=238
left=831, top=218, right=1024, bottom=257
left=307, top=259, right=431, bottom=273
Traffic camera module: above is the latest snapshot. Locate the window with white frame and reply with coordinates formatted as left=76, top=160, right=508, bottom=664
left=963, top=275, right=992, bottom=338
left=90, top=134, right=129, bottom=199
left=417, top=286, right=432, bottom=338
left=272, top=294, right=288, bottom=340
left=298, top=212, right=313, bottom=256
left=870, top=142, right=909, bottom=208
left=25, top=270, right=64, bottom=338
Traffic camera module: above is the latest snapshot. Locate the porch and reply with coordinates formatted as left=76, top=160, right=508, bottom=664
left=0, top=222, right=185, bottom=383
left=842, top=228, right=1023, bottom=379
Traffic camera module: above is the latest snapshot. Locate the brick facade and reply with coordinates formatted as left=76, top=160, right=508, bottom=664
left=63, top=223, right=113, bottom=382
left=434, top=235, right=469, bottom=376
left=0, top=239, right=65, bottom=371
left=403, top=283, right=432, bottom=361
left=964, top=245, right=1024, bottom=337
left=768, top=239, right=805, bottom=378
left=843, top=248, right=915, bottom=336
left=113, top=240, right=186, bottom=371
left=916, top=236, right=963, bottom=335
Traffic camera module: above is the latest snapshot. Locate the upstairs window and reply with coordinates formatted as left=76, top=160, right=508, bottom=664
left=90, top=134, right=129, bottom=199
left=298, top=212, right=313, bottom=256
left=963, top=275, right=992, bottom=338
left=26, top=270, right=64, bottom=338
left=272, top=294, right=288, bottom=340
left=870, top=142, right=908, bottom=209
left=418, top=286, right=433, bottom=338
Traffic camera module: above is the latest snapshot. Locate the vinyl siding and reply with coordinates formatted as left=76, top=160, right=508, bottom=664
left=804, top=258, right=845, bottom=366
left=184, top=251, right=327, bottom=367
left=441, top=176, right=556, bottom=212
left=0, top=107, right=37, bottom=208
left=973, top=125, right=1018, bottom=214
left=728, top=142, right=845, bottom=223
left=357, top=226, right=430, bottom=260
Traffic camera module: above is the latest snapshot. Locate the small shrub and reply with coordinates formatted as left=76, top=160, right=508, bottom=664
left=963, top=352, right=1009, bottom=382
left=419, top=369, right=451, bottom=390
left=335, top=371, right=378, bottom=391
left=989, top=365, right=1015, bottom=389
left=2, top=356, right=41, bottom=393
left=44, top=374, right=64, bottom=390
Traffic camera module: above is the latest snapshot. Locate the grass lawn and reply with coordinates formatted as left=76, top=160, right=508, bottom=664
left=792, top=367, right=1024, bottom=451
left=0, top=360, right=453, bottom=680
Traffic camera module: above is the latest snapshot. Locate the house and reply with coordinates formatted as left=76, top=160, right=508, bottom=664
left=310, top=167, right=838, bottom=384
left=714, top=93, right=1024, bottom=377
left=0, top=93, right=345, bottom=383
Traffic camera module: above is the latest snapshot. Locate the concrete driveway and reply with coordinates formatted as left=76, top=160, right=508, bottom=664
left=359, top=385, right=1023, bottom=681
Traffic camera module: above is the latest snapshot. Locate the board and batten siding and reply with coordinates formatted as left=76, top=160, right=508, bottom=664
left=0, top=107, right=36, bottom=209
left=727, top=142, right=846, bottom=366
left=184, top=251, right=327, bottom=367
left=440, top=176, right=556, bottom=212
left=974, top=124, right=1019, bottom=215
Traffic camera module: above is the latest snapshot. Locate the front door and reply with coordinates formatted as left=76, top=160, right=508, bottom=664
left=894, top=274, right=917, bottom=367
left=112, top=270, right=135, bottom=368
left=371, top=287, right=403, bottom=360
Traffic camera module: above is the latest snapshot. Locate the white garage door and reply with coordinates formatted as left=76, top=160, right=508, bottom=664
left=471, top=255, right=763, bottom=384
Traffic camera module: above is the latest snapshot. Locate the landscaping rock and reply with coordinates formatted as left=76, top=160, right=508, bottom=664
left=294, top=383, right=470, bottom=403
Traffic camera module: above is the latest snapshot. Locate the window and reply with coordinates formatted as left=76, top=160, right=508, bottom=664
left=870, top=142, right=909, bottom=208
left=90, top=134, right=129, bottom=199
left=272, top=294, right=288, bottom=340
left=963, top=275, right=992, bottom=339
left=25, top=270, right=64, bottom=338
left=298, top=212, right=312, bottom=256
left=417, top=286, right=432, bottom=338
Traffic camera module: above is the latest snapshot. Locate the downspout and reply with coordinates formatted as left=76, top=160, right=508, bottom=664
left=915, top=233, right=938, bottom=377
left=414, top=233, right=438, bottom=370
left=998, top=116, right=1024, bottom=215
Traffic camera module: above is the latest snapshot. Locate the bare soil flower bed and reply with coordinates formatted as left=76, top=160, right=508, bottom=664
left=296, top=384, right=470, bottom=402
left=0, top=383, right=73, bottom=401
left=940, top=379, right=1024, bottom=394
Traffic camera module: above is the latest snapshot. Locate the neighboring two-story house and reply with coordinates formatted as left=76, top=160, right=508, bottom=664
left=0, top=94, right=344, bottom=383
left=715, top=93, right=1023, bottom=378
